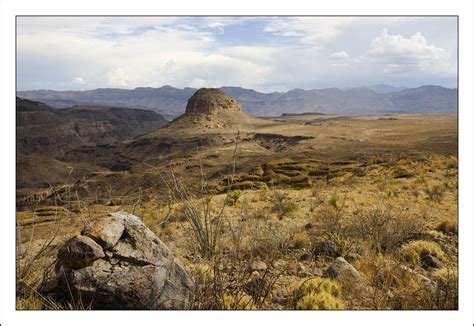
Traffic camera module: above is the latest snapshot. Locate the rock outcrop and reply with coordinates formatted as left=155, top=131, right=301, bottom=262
left=162, top=88, right=263, bottom=132
left=184, top=88, right=242, bottom=115
left=42, top=211, right=194, bottom=309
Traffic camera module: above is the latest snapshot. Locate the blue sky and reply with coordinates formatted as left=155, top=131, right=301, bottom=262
left=16, top=16, right=458, bottom=92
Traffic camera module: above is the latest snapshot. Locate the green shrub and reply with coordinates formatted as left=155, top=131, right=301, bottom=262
left=228, top=189, right=241, bottom=205
left=328, top=194, right=338, bottom=209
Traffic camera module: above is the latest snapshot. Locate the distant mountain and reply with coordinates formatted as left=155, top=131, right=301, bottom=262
left=366, top=84, right=407, bottom=94
left=17, top=85, right=457, bottom=118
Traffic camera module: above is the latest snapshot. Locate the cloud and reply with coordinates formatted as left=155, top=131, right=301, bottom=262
left=72, top=77, right=86, bottom=85
left=329, top=51, right=351, bottom=61
left=366, top=28, right=452, bottom=74
left=16, top=17, right=458, bottom=91
left=264, top=17, right=355, bottom=44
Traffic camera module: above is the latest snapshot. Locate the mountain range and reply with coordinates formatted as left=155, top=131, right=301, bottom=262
left=17, top=85, right=457, bottom=119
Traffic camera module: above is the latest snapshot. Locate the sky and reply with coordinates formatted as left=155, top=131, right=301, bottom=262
left=16, top=16, right=458, bottom=92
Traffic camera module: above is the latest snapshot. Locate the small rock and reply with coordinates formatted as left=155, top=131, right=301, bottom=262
left=251, top=260, right=267, bottom=272
left=421, top=254, right=443, bottom=269
left=251, top=271, right=260, bottom=278
left=311, top=267, right=323, bottom=277
left=324, top=257, right=361, bottom=283
left=299, top=252, right=311, bottom=261
left=272, top=259, right=287, bottom=269
left=58, top=235, right=105, bottom=270
left=82, top=217, right=125, bottom=249
left=313, top=240, right=342, bottom=258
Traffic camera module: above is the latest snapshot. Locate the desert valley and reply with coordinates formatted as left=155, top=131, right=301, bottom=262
left=16, top=86, right=458, bottom=310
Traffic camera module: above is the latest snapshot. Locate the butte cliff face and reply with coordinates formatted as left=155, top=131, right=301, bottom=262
left=159, top=88, right=266, bottom=134
left=184, top=88, right=242, bottom=115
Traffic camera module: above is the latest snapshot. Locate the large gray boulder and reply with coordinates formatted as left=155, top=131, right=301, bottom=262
left=42, top=211, right=194, bottom=309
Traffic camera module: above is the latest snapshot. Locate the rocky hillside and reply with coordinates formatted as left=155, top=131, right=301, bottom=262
left=17, top=97, right=167, bottom=157
left=16, top=97, right=167, bottom=189
left=17, top=85, right=457, bottom=118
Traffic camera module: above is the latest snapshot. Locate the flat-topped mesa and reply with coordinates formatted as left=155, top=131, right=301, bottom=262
left=185, top=88, right=242, bottom=115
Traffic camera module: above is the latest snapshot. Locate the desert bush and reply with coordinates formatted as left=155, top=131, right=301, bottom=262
left=400, top=240, right=445, bottom=266
left=436, top=218, right=458, bottom=235
left=270, top=191, right=296, bottom=219
left=393, top=167, right=414, bottom=179
left=189, top=263, right=215, bottom=284
left=328, top=193, right=339, bottom=208
left=349, top=204, right=424, bottom=253
left=247, top=220, right=293, bottom=259
left=227, top=189, right=241, bottom=206
left=313, top=205, right=345, bottom=236
left=222, top=294, right=255, bottom=310
left=290, top=277, right=344, bottom=310
left=424, top=185, right=444, bottom=203
left=290, top=230, right=311, bottom=250
left=431, top=267, right=458, bottom=308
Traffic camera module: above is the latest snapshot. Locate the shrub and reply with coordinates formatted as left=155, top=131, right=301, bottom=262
left=270, top=191, right=296, bottom=219
left=349, top=205, right=424, bottom=253
left=222, top=294, right=255, bottom=310
left=328, top=194, right=338, bottom=209
left=291, top=277, right=344, bottom=310
left=432, top=267, right=457, bottom=288
left=228, top=190, right=241, bottom=205
left=393, top=167, right=414, bottom=179
left=296, top=292, right=345, bottom=310
left=400, top=240, right=445, bottom=266
left=290, top=231, right=311, bottom=249
left=189, top=263, right=215, bottom=284
left=424, top=185, right=444, bottom=203
left=436, top=219, right=458, bottom=235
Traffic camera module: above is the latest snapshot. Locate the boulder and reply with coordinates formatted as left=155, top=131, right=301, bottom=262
left=324, top=257, right=362, bottom=283
left=42, top=211, right=194, bottom=309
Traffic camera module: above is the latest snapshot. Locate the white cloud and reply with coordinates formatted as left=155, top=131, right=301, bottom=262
left=264, top=17, right=355, bottom=44
left=329, top=51, right=351, bottom=61
left=16, top=17, right=458, bottom=91
left=366, top=28, right=452, bottom=74
left=72, top=77, right=86, bottom=85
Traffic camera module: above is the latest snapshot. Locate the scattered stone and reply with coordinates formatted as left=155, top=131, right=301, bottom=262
left=310, top=267, right=324, bottom=277
left=42, top=211, right=194, bottom=309
left=313, top=240, right=342, bottom=258
left=272, top=259, right=287, bottom=269
left=251, top=260, right=267, bottom=272
left=421, top=253, right=443, bottom=269
left=324, top=257, right=362, bottom=283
